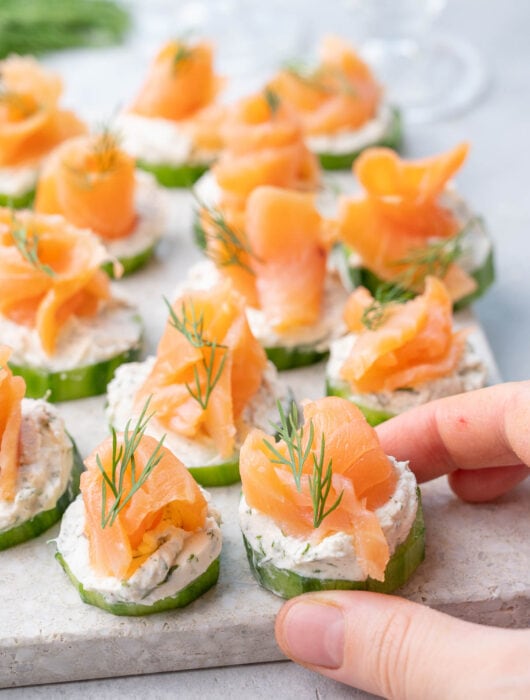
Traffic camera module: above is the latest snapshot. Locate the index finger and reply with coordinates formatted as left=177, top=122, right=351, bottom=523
left=375, top=381, right=530, bottom=483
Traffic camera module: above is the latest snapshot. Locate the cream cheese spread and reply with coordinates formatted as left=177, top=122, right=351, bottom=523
left=326, top=335, right=487, bottom=414
left=306, top=103, right=394, bottom=155
left=57, top=494, right=222, bottom=605
left=0, top=165, right=39, bottom=197
left=239, top=456, right=417, bottom=581
left=0, top=399, right=73, bottom=531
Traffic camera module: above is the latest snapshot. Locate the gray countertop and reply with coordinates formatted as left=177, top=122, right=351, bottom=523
left=3, top=0, right=529, bottom=697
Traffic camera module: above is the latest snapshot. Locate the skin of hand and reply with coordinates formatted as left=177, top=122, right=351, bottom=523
left=275, top=382, right=530, bottom=699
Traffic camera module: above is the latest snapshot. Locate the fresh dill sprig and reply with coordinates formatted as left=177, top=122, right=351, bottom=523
left=360, top=226, right=469, bottom=330
left=308, top=435, right=343, bottom=528
left=263, top=402, right=313, bottom=491
left=263, top=401, right=343, bottom=528
left=198, top=200, right=256, bottom=275
left=92, top=123, right=122, bottom=174
left=173, top=43, right=193, bottom=69
left=283, top=61, right=357, bottom=97
left=11, top=220, right=55, bottom=277
left=97, top=399, right=166, bottom=529
left=164, top=297, right=228, bottom=410
left=264, top=87, right=281, bottom=116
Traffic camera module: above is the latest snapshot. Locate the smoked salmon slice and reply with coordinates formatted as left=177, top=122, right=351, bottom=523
left=35, top=131, right=137, bottom=240
left=130, top=40, right=222, bottom=122
left=0, top=346, right=26, bottom=502
left=0, top=208, right=110, bottom=355
left=245, top=186, right=328, bottom=332
left=134, top=280, right=267, bottom=458
left=0, top=56, right=86, bottom=168
left=268, top=35, right=381, bottom=136
left=82, top=433, right=208, bottom=579
left=239, top=396, right=397, bottom=580
left=338, top=144, right=477, bottom=302
left=340, top=277, right=467, bottom=393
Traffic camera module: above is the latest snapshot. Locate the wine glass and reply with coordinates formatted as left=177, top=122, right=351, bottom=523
left=342, top=0, right=489, bottom=124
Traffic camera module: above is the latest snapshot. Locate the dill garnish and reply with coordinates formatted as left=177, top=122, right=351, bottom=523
left=198, top=201, right=256, bottom=274
left=264, top=87, right=281, bottom=116
left=11, top=220, right=55, bottom=277
left=308, top=434, right=343, bottom=528
left=97, top=400, right=166, bottom=529
left=165, top=298, right=228, bottom=410
left=172, top=43, right=194, bottom=70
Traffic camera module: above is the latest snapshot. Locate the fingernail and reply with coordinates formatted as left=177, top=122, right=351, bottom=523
left=280, top=599, right=345, bottom=669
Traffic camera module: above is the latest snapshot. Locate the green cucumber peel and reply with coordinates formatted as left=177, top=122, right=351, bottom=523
left=325, top=379, right=395, bottom=426
left=136, top=160, right=210, bottom=188
left=55, top=553, right=220, bottom=616
left=187, top=458, right=240, bottom=487
left=101, top=243, right=157, bottom=278
left=0, top=188, right=35, bottom=209
left=317, top=107, right=403, bottom=171
left=243, top=489, right=425, bottom=598
left=9, top=344, right=142, bottom=402
left=0, top=436, right=84, bottom=550
left=265, top=344, right=329, bottom=371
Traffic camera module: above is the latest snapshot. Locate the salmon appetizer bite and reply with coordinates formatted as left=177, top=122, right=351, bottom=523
left=35, top=129, right=166, bottom=276
left=116, top=39, right=226, bottom=187
left=56, top=408, right=222, bottom=615
left=0, top=55, right=86, bottom=208
left=188, top=185, right=348, bottom=370
left=337, top=143, right=494, bottom=308
left=0, top=345, right=83, bottom=550
left=239, top=396, right=425, bottom=598
left=268, top=35, right=402, bottom=170
left=106, top=280, right=290, bottom=487
left=326, top=277, right=487, bottom=425
left=0, top=208, right=142, bottom=401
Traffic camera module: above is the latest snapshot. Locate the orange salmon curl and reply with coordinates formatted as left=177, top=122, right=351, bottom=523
left=35, top=132, right=137, bottom=240
left=0, top=346, right=26, bottom=502
left=0, top=56, right=86, bottom=168
left=0, top=208, right=111, bottom=355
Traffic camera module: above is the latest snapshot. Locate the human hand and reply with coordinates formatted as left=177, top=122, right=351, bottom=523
left=275, top=382, right=530, bottom=698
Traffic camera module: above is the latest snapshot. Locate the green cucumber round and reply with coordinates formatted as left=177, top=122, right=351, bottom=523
left=265, top=344, right=329, bottom=371
left=101, top=243, right=157, bottom=278
left=9, top=346, right=142, bottom=402
left=55, top=553, right=220, bottom=616
left=243, top=491, right=425, bottom=598
left=0, top=188, right=35, bottom=209
left=0, top=437, right=84, bottom=550
left=188, top=458, right=240, bottom=487
left=316, top=107, right=403, bottom=171
left=326, top=378, right=395, bottom=426
left=338, top=239, right=495, bottom=310
left=137, top=160, right=210, bottom=188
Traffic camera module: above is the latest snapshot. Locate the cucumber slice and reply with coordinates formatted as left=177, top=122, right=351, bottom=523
left=338, top=235, right=495, bottom=310
left=9, top=346, right=142, bottom=402
left=243, top=491, right=425, bottom=598
left=101, top=243, right=157, bottom=277
left=265, top=344, right=329, bottom=371
left=188, top=458, right=240, bottom=487
left=326, top=378, right=395, bottom=426
left=55, top=553, right=220, bottom=616
left=0, top=188, right=35, bottom=209
left=136, top=160, right=210, bottom=188
left=316, top=108, right=403, bottom=171
left=0, top=437, right=84, bottom=550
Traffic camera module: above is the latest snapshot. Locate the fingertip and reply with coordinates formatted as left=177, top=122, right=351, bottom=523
left=448, top=464, right=530, bottom=502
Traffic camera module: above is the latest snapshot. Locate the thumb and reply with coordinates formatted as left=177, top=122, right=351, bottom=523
left=275, top=591, right=530, bottom=699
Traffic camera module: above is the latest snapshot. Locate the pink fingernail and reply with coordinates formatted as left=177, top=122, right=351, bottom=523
left=281, top=600, right=344, bottom=669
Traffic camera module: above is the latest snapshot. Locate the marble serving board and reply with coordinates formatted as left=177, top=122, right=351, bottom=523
left=1, top=187, right=529, bottom=689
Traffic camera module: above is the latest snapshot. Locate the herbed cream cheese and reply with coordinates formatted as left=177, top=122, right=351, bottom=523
left=1, top=297, right=142, bottom=372
left=115, top=113, right=217, bottom=167
left=306, top=103, right=394, bottom=155
left=178, top=260, right=349, bottom=351
left=56, top=494, right=222, bottom=605
left=102, top=170, right=167, bottom=260
left=0, top=165, right=39, bottom=197
left=0, top=399, right=73, bottom=531
left=106, top=358, right=289, bottom=468
left=239, top=456, right=417, bottom=581
left=326, top=335, right=487, bottom=415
